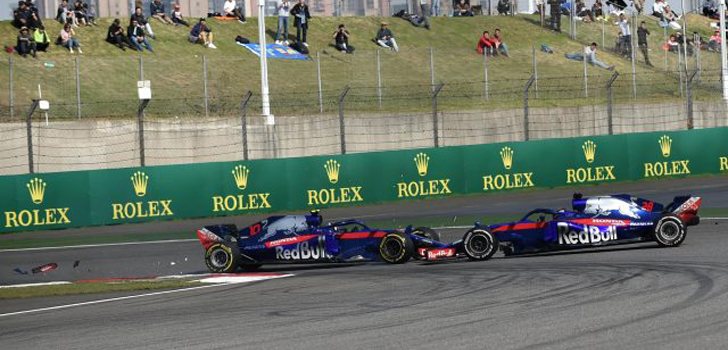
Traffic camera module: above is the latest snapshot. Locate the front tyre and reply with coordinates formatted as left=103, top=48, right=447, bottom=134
left=204, top=242, right=241, bottom=273
left=654, top=215, right=686, bottom=247
left=379, top=232, right=414, bottom=264
left=463, top=229, right=498, bottom=261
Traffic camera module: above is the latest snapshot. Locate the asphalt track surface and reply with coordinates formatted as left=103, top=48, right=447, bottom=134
left=1, top=176, right=728, bottom=349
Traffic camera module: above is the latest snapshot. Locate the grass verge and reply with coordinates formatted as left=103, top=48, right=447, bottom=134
left=0, top=279, right=202, bottom=299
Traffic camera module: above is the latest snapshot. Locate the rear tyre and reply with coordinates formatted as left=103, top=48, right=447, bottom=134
left=379, top=232, right=414, bottom=264
left=463, top=229, right=498, bottom=261
left=412, top=227, right=441, bottom=242
left=204, top=241, right=241, bottom=273
left=654, top=214, right=686, bottom=247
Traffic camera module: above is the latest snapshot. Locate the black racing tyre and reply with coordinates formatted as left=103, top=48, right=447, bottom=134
left=412, top=226, right=441, bottom=242
left=654, top=214, right=687, bottom=247
left=462, top=229, right=498, bottom=261
left=379, top=232, right=415, bottom=264
left=204, top=241, right=241, bottom=273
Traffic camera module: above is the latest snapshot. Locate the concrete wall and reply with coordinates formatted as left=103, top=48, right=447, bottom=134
left=1, top=101, right=726, bottom=175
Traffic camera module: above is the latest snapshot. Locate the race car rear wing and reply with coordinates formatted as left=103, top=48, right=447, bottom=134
left=665, top=196, right=702, bottom=226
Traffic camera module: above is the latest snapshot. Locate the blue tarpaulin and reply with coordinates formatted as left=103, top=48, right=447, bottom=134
left=238, top=43, right=309, bottom=60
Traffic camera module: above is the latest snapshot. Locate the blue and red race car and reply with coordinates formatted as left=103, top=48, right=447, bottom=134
left=458, top=193, right=702, bottom=258
left=196, top=211, right=467, bottom=272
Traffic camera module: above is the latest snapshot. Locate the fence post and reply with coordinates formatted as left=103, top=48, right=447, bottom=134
left=202, top=55, right=209, bottom=118
left=432, top=83, right=444, bottom=147
left=139, top=55, right=144, bottom=80
left=483, top=53, right=489, bottom=100
left=240, top=91, right=253, bottom=160
left=686, top=70, right=698, bottom=130
left=630, top=14, right=637, bottom=99
left=9, top=56, right=14, bottom=119
left=137, top=99, right=150, bottom=167
left=606, top=71, right=619, bottom=135
left=26, top=100, right=38, bottom=173
left=338, top=86, right=350, bottom=154
left=532, top=45, right=538, bottom=98
left=75, top=56, right=81, bottom=119
left=583, top=53, right=588, bottom=97
left=316, top=51, right=323, bottom=113
left=429, top=47, right=435, bottom=92
left=523, top=75, right=536, bottom=141
left=376, top=49, right=382, bottom=108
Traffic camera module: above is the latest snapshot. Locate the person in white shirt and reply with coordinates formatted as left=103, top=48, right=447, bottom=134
left=275, top=0, right=291, bottom=45
left=618, top=14, right=631, bottom=57
left=565, top=42, right=614, bottom=70
left=223, top=0, right=246, bottom=23
left=652, top=0, right=665, bottom=20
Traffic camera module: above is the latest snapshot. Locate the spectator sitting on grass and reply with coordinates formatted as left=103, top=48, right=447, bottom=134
left=398, top=11, right=430, bottom=29
left=592, top=0, right=605, bottom=21
left=107, top=18, right=130, bottom=51
left=708, top=29, right=721, bottom=51
left=375, top=22, right=399, bottom=52
left=151, top=0, right=173, bottom=25
left=13, top=1, right=40, bottom=29
left=56, top=0, right=76, bottom=25
left=565, top=42, right=615, bottom=70
left=171, top=4, right=189, bottom=27
left=703, top=0, right=718, bottom=18
left=333, top=24, right=354, bottom=53
left=497, top=0, right=511, bottom=15
left=493, top=28, right=510, bottom=57
left=224, top=0, right=247, bottom=23
left=128, top=18, right=153, bottom=52
left=59, top=22, right=81, bottom=53
left=73, top=1, right=88, bottom=26
left=575, top=0, right=594, bottom=22
left=476, top=31, right=495, bottom=55
left=664, top=34, right=679, bottom=53
left=16, top=27, right=36, bottom=58
left=132, top=6, right=156, bottom=39
left=190, top=18, right=217, bottom=49
left=662, top=5, right=682, bottom=30
left=454, top=0, right=473, bottom=16
left=652, top=0, right=665, bottom=20
left=86, top=2, right=98, bottom=25
left=33, top=24, right=50, bottom=53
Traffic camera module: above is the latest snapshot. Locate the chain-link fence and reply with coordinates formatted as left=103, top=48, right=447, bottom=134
left=1, top=44, right=727, bottom=175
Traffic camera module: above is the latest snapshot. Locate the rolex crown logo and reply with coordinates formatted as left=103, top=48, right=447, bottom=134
left=232, top=165, right=250, bottom=190
left=324, top=159, right=340, bottom=184
left=414, top=153, right=430, bottom=177
left=130, top=171, right=149, bottom=197
left=26, top=178, right=46, bottom=204
left=659, top=135, right=672, bottom=158
left=582, top=140, right=597, bottom=164
left=500, top=147, right=514, bottom=170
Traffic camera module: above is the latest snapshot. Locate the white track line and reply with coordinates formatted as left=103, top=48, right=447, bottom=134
left=0, top=281, right=72, bottom=289
left=0, top=274, right=292, bottom=318
left=4, top=218, right=727, bottom=253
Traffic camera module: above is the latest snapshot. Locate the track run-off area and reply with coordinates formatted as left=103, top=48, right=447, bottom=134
left=1, top=176, right=728, bottom=349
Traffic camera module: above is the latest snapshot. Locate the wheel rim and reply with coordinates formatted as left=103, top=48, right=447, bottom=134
left=468, top=234, right=491, bottom=256
left=660, top=221, right=680, bottom=241
left=383, top=237, right=403, bottom=258
left=210, top=248, right=229, bottom=268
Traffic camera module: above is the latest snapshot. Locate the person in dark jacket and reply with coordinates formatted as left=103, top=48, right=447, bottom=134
left=189, top=18, right=216, bottom=48
left=333, top=24, right=354, bottom=53
left=15, top=26, right=36, bottom=58
left=150, top=0, right=173, bottom=24
left=375, top=22, right=399, bottom=52
left=128, top=18, right=153, bottom=52
left=637, top=21, right=652, bottom=66
left=290, top=0, right=311, bottom=46
left=107, top=18, right=129, bottom=51
left=548, top=0, right=561, bottom=32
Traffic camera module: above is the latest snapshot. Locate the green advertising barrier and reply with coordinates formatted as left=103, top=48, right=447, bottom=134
left=2, top=128, right=727, bottom=233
